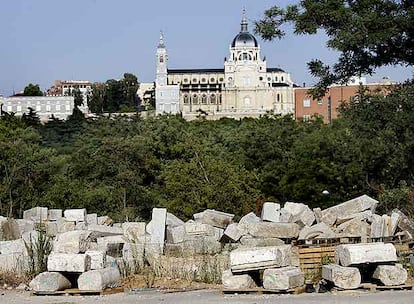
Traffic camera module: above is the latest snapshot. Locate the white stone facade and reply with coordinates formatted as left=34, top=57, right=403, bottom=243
left=154, top=11, right=295, bottom=120
left=0, top=96, right=86, bottom=121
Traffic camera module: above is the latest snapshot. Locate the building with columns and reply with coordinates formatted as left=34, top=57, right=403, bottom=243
left=155, top=11, right=295, bottom=120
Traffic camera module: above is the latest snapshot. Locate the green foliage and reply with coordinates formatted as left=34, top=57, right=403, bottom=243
left=0, top=83, right=413, bottom=219
left=23, top=83, right=43, bottom=96
left=24, top=225, right=52, bottom=277
left=255, top=0, right=414, bottom=97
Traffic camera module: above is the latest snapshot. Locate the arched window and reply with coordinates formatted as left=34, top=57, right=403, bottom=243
left=192, top=94, right=199, bottom=104
left=281, top=76, right=284, bottom=82
left=275, top=76, right=278, bottom=82
left=239, top=53, right=252, bottom=61
left=201, top=94, right=207, bottom=104
left=277, top=94, right=280, bottom=102
left=183, top=94, right=189, bottom=104
left=210, top=94, right=216, bottom=104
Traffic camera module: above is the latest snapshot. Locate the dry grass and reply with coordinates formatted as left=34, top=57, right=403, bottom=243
left=0, top=271, right=30, bottom=288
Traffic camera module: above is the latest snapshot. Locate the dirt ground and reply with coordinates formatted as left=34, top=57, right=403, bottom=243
left=1, top=289, right=414, bottom=304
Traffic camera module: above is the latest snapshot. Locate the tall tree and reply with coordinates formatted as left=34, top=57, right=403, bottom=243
left=23, top=83, right=43, bottom=96
left=255, top=0, right=414, bottom=97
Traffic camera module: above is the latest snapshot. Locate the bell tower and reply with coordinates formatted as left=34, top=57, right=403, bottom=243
left=156, top=31, right=168, bottom=86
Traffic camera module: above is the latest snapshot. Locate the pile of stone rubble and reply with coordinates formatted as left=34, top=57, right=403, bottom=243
left=0, top=194, right=413, bottom=293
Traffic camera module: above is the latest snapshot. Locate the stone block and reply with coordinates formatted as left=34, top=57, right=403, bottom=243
left=263, top=267, right=304, bottom=291
left=122, top=242, right=145, bottom=264
left=16, top=219, right=35, bottom=236
left=166, top=225, right=186, bottom=244
left=223, top=223, right=244, bottom=242
left=53, top=230, right=92, bottom=254
left=97, top=235, right=126, bottom=255
left=230, top=245, right=292, bottom=272
left=393, top=209, right=414, bottom=237
left=313, top=208, right=322, bottom=224
left=247, top=222, right=300, bottom=239
left=56, top=218, right=75, bottom=233
left=64, top=209, right=87, bottom=222
left=75, top=221, right=88, bottom=231
left=77, top=267, right=120, bottom=291
left=371, top=214, right=386, bottom=238
left=29, top=272, right=71, bottom=292
left=149, top=208, right=167, bottom=254
left=194, top=209, right=234, bottom=229
left=87, top=224, right=123, bottom=237
left=372, top=264, right=407, bottom=286
left=0, top=218, right=21, bottom=240
left=239, top=212, right=261, bottom=225
left=166, top=212, right=185, bottom=227
left=239, top=236, right=285, bottom=247
left=97, top=216, right=113, bottom=226
left=390, top=211, right=401, bottom=235
left=282, top=202, right=315, bottom=226
left=336, top=218, right=370, bottom=238
left=48, top=209, right=62, bottom=221
left=222, top=269, right=257, bottom=289
left=122, top=222, right=146, bottom=240
left=0, top=239, right=26, bottom=255
left=165, top=236, right=222, bottom=255
left=184, top=221, right=223, bottom=240
left=322, top=195, right=378, bottom=226
left=322, top=264, right=361, bottom=289
left=261, top=202, right=281, bottom=223
left=85, top=250, right=106, bottom=270
left=0, top=254, right=28, bottom=273
left=336, top=210, right=373, bottom=225
left=335, top=243, right=397, bottom=266
left=45, top=222, right=58, bottom=236
left=299, top=223, right=336, bottom=240
left=47, top=253, right=91, bottom=272
left=86, top=213, right=98, bottom=225
left=23, top=207, right=48, bottom=223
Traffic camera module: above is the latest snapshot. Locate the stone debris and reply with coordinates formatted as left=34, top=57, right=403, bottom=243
left=149, top=208, right=167, bottom=255
left=85, top=250, right=106, bottom=270
left=52, top=230, right=92, bottom=254
left=263, top=267, right=304, bottom=291
left=298, top=223, right=336, bottom=240
left=78, top=267, right=121, bottom=291
left=221, top=269, right=257, bottom=289
left=372, top=264, right=408, bottom=286
left=247, top=222, right=300, bottom=239
left=223, top=223, right=244, bottom=242
left=29, top=272, right=71, bottom=292
left=261, top=202, right=281, bottom=223
left=122, top=222, right=146, bottom=240
left=282, top=202, right=315, bottom=227
left=239, top=236, right=284, bottom=247
left=48, top=209, right=63, bottom=221
left=335, top=243, right=397, bottom=266
left=166, top=213, right=185, bottom=228
left=322, top=264, right=361, bottom=289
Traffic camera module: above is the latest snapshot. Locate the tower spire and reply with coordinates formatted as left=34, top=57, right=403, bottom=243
left=241, top=8, right=248, bottom=32
left=158, top=31, right=165, bottom=48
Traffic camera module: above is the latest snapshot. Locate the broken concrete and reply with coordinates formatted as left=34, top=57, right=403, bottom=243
left=298, top=223, right=336, bottom=240
left=372, top=263, right=407, bottom=286
left=222, top=269, right=257, bottom=289
left=263, top=267, right=304, bottom=291
left=64, top=209, right=87, bottom=222
left=322, top=264, right=361, bottom=289
left=261, top=202, right=280, bottom=223
left=230, top=245, right=291, bottom=272
left=29, top=272, right=71, bottom=292
left=78, top=267, right=120, bottom=291
left=194, top=209, right=234, bottom=229
left=47, top=253, right=91, bottom=272
left=335, top=243, right=397, bottom=266
left=247, top=222, right=300, bottom=239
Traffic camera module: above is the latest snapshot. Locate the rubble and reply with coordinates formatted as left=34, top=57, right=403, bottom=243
left=282, top=202, right=315, bottom=227
left=263, top=267, right=304, bottom=291
left=29, top=272, right=71, bottom=292
left=298, top=223, right=336, bottom=240
left=322, top=264, right=361, bottom=289
left=223, top=223, right=244, bottom=242
left=335, top=243, right=397, bottom=266
left=52, top=230, right=92, bottom=254
left=149, top=208, right=167, bottom=255
left=77, top=267, right=120, bottom=291
left=222, top=269, right=256, bottom=289
left=194, top=209, right=234, bottom=229
left=166, top=213, right=185, bottom=227
left=85, top=250, right=106, bottom=270
left=372, top=264, right=408, bottom=286
left=48, top=209, right=63, bottom=221
left=239, top=236, right=284, bottom=247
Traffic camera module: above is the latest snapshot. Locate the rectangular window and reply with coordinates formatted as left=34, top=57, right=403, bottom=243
left=56, top=104, right=61, bottom=111
left=17, top=105, right=22, bottom=112
left=65, top=105, right=70, bottom=111
left=303, top=99, right=311, bottom=107
left=303, top=114, right=311, bottom=121
left=46, top=105, right=51, bottom=111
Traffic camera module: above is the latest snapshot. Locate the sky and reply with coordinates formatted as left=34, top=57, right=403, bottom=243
left=0, top=0, right=412, bottom=96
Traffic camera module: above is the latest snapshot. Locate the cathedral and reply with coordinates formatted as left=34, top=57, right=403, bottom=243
left=155, top=11, right=295, bottom=120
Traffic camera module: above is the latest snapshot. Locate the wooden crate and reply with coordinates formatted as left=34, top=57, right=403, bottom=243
left=298, top=246, right=336, bottom=271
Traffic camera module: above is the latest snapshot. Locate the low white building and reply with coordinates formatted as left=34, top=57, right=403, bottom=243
left=0, top=96, right=84, bottom=121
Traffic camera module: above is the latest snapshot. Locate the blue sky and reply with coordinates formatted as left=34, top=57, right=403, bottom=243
left=0, top=0, right=412, bottom=96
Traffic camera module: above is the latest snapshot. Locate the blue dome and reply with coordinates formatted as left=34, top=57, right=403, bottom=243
left=232, top=32, right=258, bottom=48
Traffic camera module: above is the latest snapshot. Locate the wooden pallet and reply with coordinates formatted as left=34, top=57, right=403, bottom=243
left=31, top=287, right=124, bottom=296
left=333, top=284, right=414, bottom=293
left=298, top=246, right=336, bottom=271
left=221, top=286, right=305, bottom=295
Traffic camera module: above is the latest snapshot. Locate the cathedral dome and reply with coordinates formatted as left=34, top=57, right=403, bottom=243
left=232, top=32, right=258, bottom=48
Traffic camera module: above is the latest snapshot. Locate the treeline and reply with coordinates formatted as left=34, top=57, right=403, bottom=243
left=1, top=83, right=413, bottom=221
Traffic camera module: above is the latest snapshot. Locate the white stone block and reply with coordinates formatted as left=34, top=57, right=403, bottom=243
left=77, top=267, right=120, bottom=291
left=222, top=269, right=256, bottom=289
left=230, top=245, right=291, bottom=272
left=239, top=236, right=285, bottom=247
left=87, top=224, right=123, bottom=237
left=335, top=243, right=397, bottom=266
left=322, top=264, right=361, bottom=289
left=246, top=222, right=300, bottom=239
left=150, top=208, right=167, bottom=254
left=372, top=264, right=407, bottom=286
left=166, top=225, right=185, bottom=244
left=261, top=202, right=280, bottom=223
left=166, top=213, right=185, bottom=227
left=57, top=218, right=75, bottom=233
left=299, top=223, right=336, bottom=240
left=239, top=212, right=261, bottom=225
left=23, top=207, right=48, bottom=223
left=224, top=223, right=244, bottom=242
left=263, top=267, right=304, bottom=291
left=64, top=209, right=87, bottom=222
left=193, top=209, right=234, bottom=229
left=29, top=272, right=71, bottom=292
left=122, top=222, right=146, bottom=240
left=86, top=213, right=98, bottom=225
left=53, top=230, right=92, bottom=254
left=0, top=239, right=26, bottom=255
left=47, top=253, right=91, bottom=272
left=48, top=209, right=62, bottom=221
left=85, top=250, right=106, bottom=270
left=97, top=216, right=113, bottom=226
left=97, top=235, right=126, bottom=253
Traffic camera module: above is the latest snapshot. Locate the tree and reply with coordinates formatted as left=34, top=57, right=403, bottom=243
left=23, top=83, right=43, bottom=96
left=255, top=0, right=414, bottom=97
